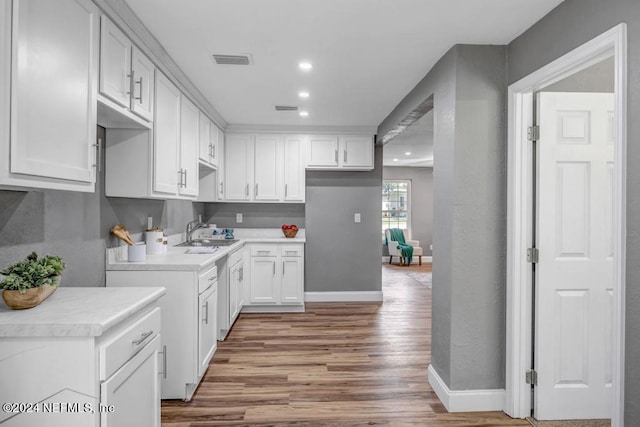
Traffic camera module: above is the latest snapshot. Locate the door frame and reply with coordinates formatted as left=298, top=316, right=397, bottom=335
left=505, top=24, right=627, bottom=424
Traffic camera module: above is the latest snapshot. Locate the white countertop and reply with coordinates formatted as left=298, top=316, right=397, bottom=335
left=106, top=228, right=306, bottom=272
left=0, top=287, right=165, bottom=337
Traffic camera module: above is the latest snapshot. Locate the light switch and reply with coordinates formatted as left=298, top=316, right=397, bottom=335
left=354, top=213, right=361, bottom=223
left=236, top=213, right=243, bottom=223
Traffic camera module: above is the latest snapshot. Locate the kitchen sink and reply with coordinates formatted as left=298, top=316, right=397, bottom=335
left=175, top=239, right=238, bottom=247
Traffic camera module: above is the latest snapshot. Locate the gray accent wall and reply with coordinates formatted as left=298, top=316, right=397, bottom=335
left=377, top=45, right=507, bottom=390
left=382, top=166, right=434, bottom=257
left=507, top=0, right=640, bottom=421
left=0, top=126, right=203, bottom=288
left=304, top=146, right=383, bottom=293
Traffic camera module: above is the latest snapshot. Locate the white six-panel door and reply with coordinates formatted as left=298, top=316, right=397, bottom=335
left=535, top=92, right=614, bottom=420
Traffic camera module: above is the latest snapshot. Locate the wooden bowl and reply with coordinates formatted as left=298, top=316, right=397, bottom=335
left=282, top=228, right=298, bottom=238
left=2, top=277, right=59, bottom=310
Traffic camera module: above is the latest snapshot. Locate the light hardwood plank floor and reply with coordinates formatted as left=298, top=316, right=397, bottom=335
left=162, top=263, right=528, bottom=426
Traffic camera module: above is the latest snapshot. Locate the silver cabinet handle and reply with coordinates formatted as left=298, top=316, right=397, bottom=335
left=178, top=169, right=182, bottom=187
left=219, top=181, right=224, bottom=195
left=255, top=183, right=258, bottom=196
left=208, top=276, right=216, bottom=281
left=245, top=183, right=249, bottom=196
left=160, top=345, right=167, bottom=379
left=344, top=150, right=347, bottom=163
left=184, top=169, right=187, bottom=188
left=209, top=144, right=213, bottom=159
left=257, top=250, right=270, bottom=254
left=273, top=261, right=275, bottom=275
left=93, top=138, right=102, bottom=171
left=334, top=149, right=338, bottom=163
left=134, top=76, right=143, bottom=103
left=282, top=262, right=285, bottom=275
left=212, top=145, right=216, bottom=159
left=239, top=266, right=243, bottom=281
left=285, top=184, right=288, bottom=198
left=203, top=301, right=209, bottom=324
left=132, top=330, right=153, bottom=346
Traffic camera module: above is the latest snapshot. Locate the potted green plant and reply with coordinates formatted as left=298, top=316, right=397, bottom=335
left=0, top=252, right=65, bottom=309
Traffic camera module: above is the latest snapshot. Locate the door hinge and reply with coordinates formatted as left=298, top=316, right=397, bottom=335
left=527, top=125, right=540, bottom=142
left=527, top=247, right=539, bottom=263
left=525, top=369, right=537, bottom=385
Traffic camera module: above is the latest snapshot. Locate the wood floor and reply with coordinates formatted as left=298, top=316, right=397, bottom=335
left=161, top=263, right=528, bottom=426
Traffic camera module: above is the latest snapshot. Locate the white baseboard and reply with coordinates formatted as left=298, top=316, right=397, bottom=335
left=304, top=291, right=383, bottom=302
left=381, top=256, right=433, bottom=263
left=428, top=365, right=505, bottom=412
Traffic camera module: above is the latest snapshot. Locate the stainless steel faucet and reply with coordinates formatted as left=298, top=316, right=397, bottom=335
left=186, top=215, right=207, bottom=243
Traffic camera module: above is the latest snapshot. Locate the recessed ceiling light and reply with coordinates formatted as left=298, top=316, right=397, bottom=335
left=298, top=91, right=310, bottom=98
left=298, top=62, right=313, bottom=71
left=299, top=111, right=309, bottom=117
left=393, top=158, right=399, bottom=162
left=405, top=152, right=411, bottom=155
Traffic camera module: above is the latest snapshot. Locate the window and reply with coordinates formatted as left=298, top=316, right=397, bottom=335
left=382, top=180, right=410, bottom=240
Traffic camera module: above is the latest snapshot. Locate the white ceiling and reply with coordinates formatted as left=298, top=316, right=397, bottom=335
left=383, top=109, right=433, bottom=167
left=124, top=0, right=564, bottom=128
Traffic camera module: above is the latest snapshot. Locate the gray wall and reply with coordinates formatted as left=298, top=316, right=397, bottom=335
left=304, top=146, right=383, bottom=293
left=0, top=126, right=203, bottom=288
left=507, top=0, right=640, bottom=421
left=377, top=45, right=507, bottom=390
left=382, top=166, right=433, bottom=257
left=204, top=203, right=305, bottom=229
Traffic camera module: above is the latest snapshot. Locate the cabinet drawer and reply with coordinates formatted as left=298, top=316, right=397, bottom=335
left=250, top=245, right=279, bottom=257
left=99, top=307, right=161, bottom=381
left=199, top=265, right=217, bottom=294
left=281, top=245, right=304, bottom=257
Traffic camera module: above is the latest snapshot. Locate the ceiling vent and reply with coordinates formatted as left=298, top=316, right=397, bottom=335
left=274, top=105, right=299, bottom=112
left=211, top=54, right=253, bottom=65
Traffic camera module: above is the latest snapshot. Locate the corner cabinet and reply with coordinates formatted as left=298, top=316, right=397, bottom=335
left=0, top=0, right=99, bottom=192
left=245, top=243, right=305, bottom=312
left=306, top=135, right=373, bottom=170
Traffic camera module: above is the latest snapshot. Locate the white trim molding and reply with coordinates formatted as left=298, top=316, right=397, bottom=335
left=381, top=256, right=433, bottom=263
left=505, top=23, right=627, bottom=424
left=304, top=291, right=383, bottom=303
left=428, top=365, right=505, bottom=412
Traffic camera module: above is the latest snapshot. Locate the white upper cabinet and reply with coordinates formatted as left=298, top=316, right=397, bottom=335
left=254, top=135, right=281, bottom=201
left=224, top=133, right=253, bottom=201
left=340, top=135, right=374, bottom=169
left=99, top=16, right=154, bottom=124
left=198, top=111, right=211, bottom=165
left=179, top=96, right=199, bottom=197
left=210, top=124, right=222, bottom=169
left=130, top=46, right=154, bottom=121
left=306, top=134, right=374, bottom=170
left=283, top=135, right=306, bottom=202
left=153, top=71, right=181, bottom=195
left=306, top=135, right=339, bottom=168
left=0, top=0, right=99, bottom=192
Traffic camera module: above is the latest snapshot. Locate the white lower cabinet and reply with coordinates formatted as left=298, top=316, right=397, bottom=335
left=106, top=266, right=218, bottom=401
left=228, top=248, right=245, bottom=326
left=245, top=243, right=304, bottom=311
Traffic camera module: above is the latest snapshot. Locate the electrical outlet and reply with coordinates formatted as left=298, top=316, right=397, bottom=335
left=354, top=213, right=361, bottom=223
left=236, top=213, right=243, bottom=223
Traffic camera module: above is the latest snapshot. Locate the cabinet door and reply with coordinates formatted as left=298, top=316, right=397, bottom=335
left=198, top=112, right=211, bottom=164
left=179, top=96, right=199, bottom=197
left=238, top=262, right=246, bottom=308
left=224, top=134, right=252, bottom=200
left=11, top=0, right=98, bottom=184
left=198, top=284, right=217, bottom=377
left=340, top=136, right=373, bottom=169
left=254, top=134, right=281, bottom=201
left=306, top=135, right=338, bottom=168
left=281, top=257, right=303, bottom=304
left=99, top=16, right=131, bottom=108
left=130, top=46, right=154, bottom=121
left=216, top=133, right=225, bottom=200
left=229, top=265, right=239, bottom=322
left=100, top=334, right=161, bottom=427
left=283, top=135, right=305, bottom=202
left=250, top=257, right=279, bottom=304
left=210, top=124, right=220, bottom=168
left=153, top=71, right=180, bottom=194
